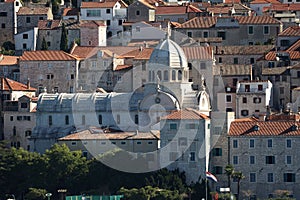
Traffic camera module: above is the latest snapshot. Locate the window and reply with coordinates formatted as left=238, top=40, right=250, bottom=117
left=49, top=115, right=52, bottom=126
left=82, top=115, right=85, bottom=125
left=121, top=141, right=126, bottom=145
left=71, top=141, right=77, bottom=146
left=250, top=173, right=256, bottom=182
left=190, top=152, right=195, bottom=161
left=26, top=17, right=30, bottom=23
left=135, top=114, right=139, bottom=124
left=284, top=173, right=295, bottom=182
left=10, top=116, right=13, bottom=121
left=170, top=123, right=177, bottom=130
left=248, top=26, right=254, bottom=34
left=212, top=148, right=222, bottom=156
left=242, top=97, right=247, bottom=103
left=226, top=95, right=231, bottom=102
left=187, top=32, right=192, bottom=37
left=233, top=156, right=238, bottom=165
left=203, top=31, right=208, bottom=38
left=253, top=97, right=261, bottom=104
left=13, top=126, right=16, bottom=136
left=106, top=20, right=111, bottom=26
left=0, top=12, right=7, bottom=16
left=281, top=40, right=290, bottom=47
left=136, top=10, right=140, bottom=15
left=249, top=139, right=255, bottom=148
left=266, top=156, right=275, bottom=164
left=136, top=26, right=140, bottom=32
left=286, top=139, right=292, bottom=148
left=71, top=74, right=74, bottom=79
left=23, top=34, right=28, bottom=39
left=23, top=43, right=27, bottom=49
left=213, top=166, right=223, bottom=174
left=267, top=139, right=273, bottom=148
left=245, top=84, right=250, bottom=92
left=87, top=10, right=101, bottom=17
left=233, top=140, right=238, bottom=148
left=233, top=57, right=238, bottom=64
left=118, top=19, right=122, bottom=26
left=264, top=26, right=269, bottom=34
left=1, top=23, right=5, bottom=28
left=186, top=123, right=197, bottom=129
left=106, top=8, right=110, bottom=13
left=117, top=114, right=120, bottom=124
left=98, top=115, right=102, bottom=124
left=258, top=84, right=263, bottom=91
left=241, top=110, right=249, bottom=116
left=250, top=58, right=255, bottom=64
left=250, top=156, right=255, bottom=164
left=280, top=87, right=284, bottom=94
left=65, top=115, right=69, bottom=125
left=47, top=74, right=54, bottom=79
left=218, top=57, right=222, bottom=63
left=21, top=102, right=28, bottom=108
left=47, top=41, right=51, bottom=47
left=267, top=173, right=274, bottom=182
left=286, top=155, right=292, bottom=165
left=217, top=31, right=226, bottom=40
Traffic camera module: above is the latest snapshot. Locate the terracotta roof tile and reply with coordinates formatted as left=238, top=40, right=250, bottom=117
left=262, top=66, right=288, bottom=75
left=114, top=64, right=132, bottom=71
left=20, top=50, right=79, bottom=61
left=38, top=20, right=60, bottom=30
left=229, top=120, right=300, bottom=136
left=80, top=20, right=106, bottom=27
left=214, top=45, right=274, bottom=55
left=264, top=3, right=300, bottom=12
left=156, top=5, right=201, bottom=15
left=287, top=39, right=300, bottom=51
left=214, top=64, right=252, bottom=76
left=141, top=0, right=166, bottom=6
left=178, top=16, right=217, bottom=29
left=235, top=15, right=281, bottom=24
left=134, top=48, right=154, bottom=60
left=81, top=1, right=117, bottom=8
left=161, top=108, right=209, bottom=120
left=279, top=26, right=300, bottom=37
left=0, top=77, right=36, bottom=91
left=264, top=50, right=300, bottom=61
left=17, top=7, right=50, bottom=15
left=250, top=0, right=281, bottom=4
left=62, top=8, right=79, bottom=16
left=58, top=128, right=160, bottom=140
left=182, top=46, right=213, bottom=60
left=0, top=55, right=19, bottom=65
left=138, top=0, right=156, bottom=9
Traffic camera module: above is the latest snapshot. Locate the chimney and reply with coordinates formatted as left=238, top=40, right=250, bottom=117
left=27, top=78, right=30, bottom=89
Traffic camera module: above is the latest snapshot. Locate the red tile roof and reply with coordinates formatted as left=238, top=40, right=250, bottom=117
left=17, top=7, right=50, bottom=15
left=38, top=20, right=60, bottom=30
left=287, top=39, right=300, bottom=51
left=250, top=0, right=281, bottom=4
left=141, top=0, right=166, bottom=6
left=229, top=120, right=300, bottom=136
left=62, top=8, right=79, bottom=16
left=279, top=26, right=300, bottom=37
left=20, top=50, right=79, bottom=61
left=134, top=48, right=154, bottom=60
left=114, top=64, right=133, bottom=71
left=182, top=46, right=213, bottom=60
left=80, top=20, right=106, bottom=27
left=0, top=77, right=36, bottom=91
left=0, top=55, right=19, bottom=65
left=59, top=128, right=160, bottom=140
left=161, top=108, right=209, bottom=120
left=178, top=16, right=217, bottom=28
left=224, top=0, right=241, bottom=3
left=81, top=1, right=117, bottom=8
left=235, top=15, right=281, bottom=24
left=138, top=0, right=156, bottom=9
left=264, top=3, right=300, bottom=12
left=156, top=5, right=201, bottom=15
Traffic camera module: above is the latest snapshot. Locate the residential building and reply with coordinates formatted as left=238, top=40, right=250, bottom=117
left=277, top=26, right=300, bottom=50
left=127, top=0, right=156, bottom=22
left=249, top=0, right=281, bottom=16
left=0, top=0, right=22, bottom=46
left=62, top=8, right=80, bottom=20
left=0, top=54, right=20, bottom=81
left=80, top=20, right=107, bottom=46
left=14, top=27, right=38, bottom=55
left=206, top=3, right=251, bottom=17
left=19, top=50, right=80, bottom=94
left=17, top=6, right=53, bottom=34
left=80, top=0, right=127, bottom=37
left=174, top=16, right=282, bottom=46
left=228, top=114, right=300, bottom=199
left=160, top=108, right=210, bottom=184
left=0, top=77, right=36, bottom=140
left=236, top=80, right=273, bottom=118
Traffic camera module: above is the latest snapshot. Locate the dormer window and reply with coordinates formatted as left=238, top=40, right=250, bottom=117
left=21, top=102, right=28, bottom=108
left=253, top=125, right=259, bottom=131
left=291, top=124, right=298, bottom=131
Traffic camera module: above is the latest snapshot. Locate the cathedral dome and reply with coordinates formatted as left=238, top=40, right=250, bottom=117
left=149, top=38, right=187, bottom=69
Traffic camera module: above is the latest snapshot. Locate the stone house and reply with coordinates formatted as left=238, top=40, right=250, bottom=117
left=19, top=50, right=80, bottom=94
left=17, top=6, right=53, bottom=34
left=160, top=108, right=210, bottom=183
left=80, top=20, right=107, bottom=46
left=228, top=114, right=300, bottom=199
left=277, top=26, right=300, bottom=50
left=14, top=28, right=38, bottom=55
left=249, top=0, right=281, bottom=16
left=80, top=0, right=127, bottom=37
left=0, top=0, right=22, bottom=46
left=206, top=3, right=251, bottom=17
left=127, top=0, right=156, bottom=23
left=174, top=16, right=282, bottom=46
left=62, top=8, right=79, bottom=20
left=0, top=54, right=20, bottom=81
left=236, top=80, right=273, bottom=118
left=0, top=77, right=36, bottom=140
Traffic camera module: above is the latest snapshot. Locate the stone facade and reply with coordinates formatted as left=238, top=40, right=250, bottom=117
left=127, top=0, right=155, bottom=23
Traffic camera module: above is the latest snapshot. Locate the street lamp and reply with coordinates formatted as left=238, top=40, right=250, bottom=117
left=45, top=193, right=52, bottom=200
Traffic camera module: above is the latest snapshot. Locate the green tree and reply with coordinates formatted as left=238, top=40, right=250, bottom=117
left=232, top=171, right=245, bottom=200
left=24, top=188, right=47, bottom=200
left=60, top=23, right=68, bottom=52
left=41, top=37, right=48, bottom=50
left=224, top=164, right=234, bottom=188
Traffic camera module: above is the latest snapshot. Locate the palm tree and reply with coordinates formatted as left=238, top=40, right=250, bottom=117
left=232, top=171, right=245, bottom=200
left=225, top=164, right=234, bottom=188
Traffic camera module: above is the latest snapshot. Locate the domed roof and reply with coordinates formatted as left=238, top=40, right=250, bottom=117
left=149, top=38, right=187, bottom=69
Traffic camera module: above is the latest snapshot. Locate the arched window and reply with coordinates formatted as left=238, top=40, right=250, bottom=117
left=65, top=115, right=69, bottom=125
left=178, top=70, right=182, bottom=80
left=157, top=70, right=162, bottom=81
left=164, top=70, right=168, bottom=81
left=135, top=114, right=139, bottom=124
left=98, top=114, right=102, bottom=125
left=172, top=70, right=176, bottom=81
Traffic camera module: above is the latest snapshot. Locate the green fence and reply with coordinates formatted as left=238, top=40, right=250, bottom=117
left=66, top=195, right=124, bottom=200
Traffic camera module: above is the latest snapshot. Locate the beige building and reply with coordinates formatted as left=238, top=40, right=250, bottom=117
left=228, top=114, right=300, bottom=199
left=19, top=50, right=80, bottom=94
left=0, top=54, right=20, bottom=81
